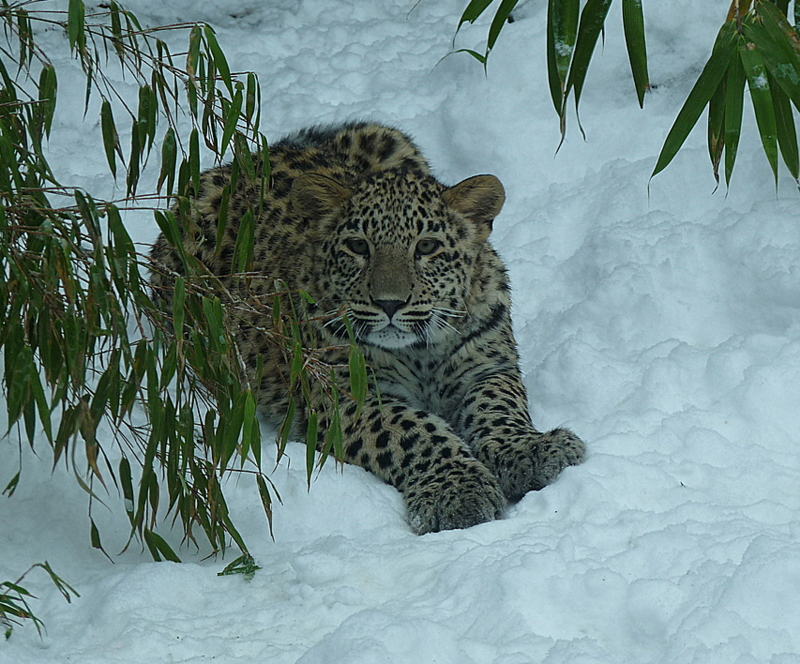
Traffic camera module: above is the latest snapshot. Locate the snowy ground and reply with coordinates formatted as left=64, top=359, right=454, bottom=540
left=2, top=0, right=800, bottom=662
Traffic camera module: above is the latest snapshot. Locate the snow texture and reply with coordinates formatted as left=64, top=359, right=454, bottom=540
left=2, top=0, right=800, bottom=662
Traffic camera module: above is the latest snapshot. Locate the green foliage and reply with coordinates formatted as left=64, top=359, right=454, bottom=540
left=454, top=0, right=800, bottom=189
left=657, top=0, right=800, bottom=188
left=653, top=1, right=800, bottom=187
left=455, top=0, right=648, bottom=141
left=267, top=287, right=364, bottom=487
left=1, top=562, right=78, bottom=639
left=217, top=553, right=262, bottom=581
left=0, top=0, right=364, bottom=604
left=0, top=0, right=264, bottom=565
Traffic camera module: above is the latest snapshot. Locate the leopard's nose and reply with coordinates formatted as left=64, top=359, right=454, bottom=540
left=373, top=299, right=405, bottom=318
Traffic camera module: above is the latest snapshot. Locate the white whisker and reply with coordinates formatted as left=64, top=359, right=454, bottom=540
left=322, top=316, right=343, bottom=329
left=434, top=307, right=466, bottom=318
left=431, top=308, right=460, bottom=333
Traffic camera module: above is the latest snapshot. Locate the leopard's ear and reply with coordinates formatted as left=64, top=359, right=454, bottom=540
left=290, top=173, right=351, bottom=220
left=443, top=174, right=505, bottom=242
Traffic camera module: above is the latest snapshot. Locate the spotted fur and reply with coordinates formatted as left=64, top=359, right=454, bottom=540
left=149, top=122, right=585, bottom=534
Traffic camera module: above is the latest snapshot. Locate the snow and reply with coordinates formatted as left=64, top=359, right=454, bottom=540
left=2, top=0, right=800, bottom=662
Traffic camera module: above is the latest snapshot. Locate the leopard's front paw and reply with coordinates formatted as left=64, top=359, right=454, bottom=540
left=534, top=427, right=585, bottom=486
left=403, top=458, right=506, bottom=535
left=488, top=427, right=586, bottom=501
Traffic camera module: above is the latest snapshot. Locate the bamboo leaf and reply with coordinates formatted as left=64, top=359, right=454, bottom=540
left=119, top=456, right=135, bottom=524
left=127, top=122, right=140, bottom=196
left=137, top=84, right=157, bottom=153
left=203, top=25, right=232, bottom=93
left=546, top=0, right=579, bottom=114
left=100, top=100, right=118, bottom=178
left=245, top=72, right=257, bottom=123
left=276, top=396, right=296, bottom=460
left=216, top=183, right=231, bottom=250
left=249, top=359, right=264, bottom=469
left=90, top=366, right=112, bottom=424
left=157, top=126, right=177, bottom=195
left=348, top=344, right=367, bottom=421
left=67, top=0, right=85, bottom=51
left=233, top=132, right=256, bottom=182
left=2, top=582, right=34, bottom=598
left=16, top=7, right=33, bottom=70
left=221, top=513, right=248, bottom=554
left=290, top=340, right=304, bottom=388
left=38, top=63, right=57, bottom=138
left=325, top=386, right=344, bottom=461
left=652, top=21, right=737, bottom=179
left=743, top=6, right=800, bottom=111
left=202, top=296, right=227, bottom=355
left=3, top=472, right=21, bottom=497
left=232, top=209, right=254, bottom=273
left=220, top=86, right=242, bottom=158
left=771, top=0, right=790, bottom=18
left=727, top=0, right=754, bottom=21
left=240, top=391, right=258, bottom=467
left=305, top=410, right=318, bottom=484
left=35, top=562, right=79, bottom=603
left=107, top=201, right=134, bottom=261
left=456, top=0, right=495, bottom=37
left=30, top=368, right=52, bottom=444
left=187, top=24, right=202, bottom=80
left=82, top=58, right=93, bottom=115
left=452, top=48, right=487, bottom=65
left=153, top=210, right=188, bottom=273
left=217, top=553, right=261, bottom=579
left=770, top=73, right=800, bottom=180
left=220, top=394, right=243, bottom=473
left=256, top=476, right=275, bottom=538
left=23, top=395, right=36, bottom=448
left=189, top=127, right=200, bottom=193
left=143, top=529, right=181, bottom=563
left=487, top=0, right=519, bottom=54
left=724, top=49, right=746, bottom=187
left=90, top=519, right=112, bottom=560
left=172, top=275, right=186, bottom=338
left=565, top=0, right=614, bottom=108
left=622, top=0, right=649, bottom=107
left=708, top=70, right=726, bottom=186
left=108, top=1, right=124, bottom=61
left=739, top=36, right=779, bottom=185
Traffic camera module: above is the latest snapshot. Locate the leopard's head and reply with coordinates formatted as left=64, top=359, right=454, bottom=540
left=292, top=169, right=505, bottom=349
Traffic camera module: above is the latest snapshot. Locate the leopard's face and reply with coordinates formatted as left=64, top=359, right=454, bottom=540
left=309, top=171, right=497, bottom=350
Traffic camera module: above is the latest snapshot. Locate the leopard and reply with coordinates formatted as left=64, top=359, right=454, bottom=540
left=149, top=121, right=585, bottom=535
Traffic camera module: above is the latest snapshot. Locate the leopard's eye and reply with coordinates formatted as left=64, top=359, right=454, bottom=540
left=415, top=238, right=441, bottom=257
left=344, top=238, right=370, bottom=256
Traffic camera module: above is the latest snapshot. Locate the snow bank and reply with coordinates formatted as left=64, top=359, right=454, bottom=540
left=2, top=0, right=799, bottom=662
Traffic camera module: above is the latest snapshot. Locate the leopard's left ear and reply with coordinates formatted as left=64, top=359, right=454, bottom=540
left=443, top=174, right=505, bottom=242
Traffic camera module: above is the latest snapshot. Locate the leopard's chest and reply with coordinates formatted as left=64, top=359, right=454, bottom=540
left=364, top=345, right=458, bottom=417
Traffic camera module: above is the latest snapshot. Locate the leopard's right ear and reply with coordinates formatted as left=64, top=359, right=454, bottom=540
left=290, top=173, right=351, bottom=220
left=443, top=174, right=505, bottom=243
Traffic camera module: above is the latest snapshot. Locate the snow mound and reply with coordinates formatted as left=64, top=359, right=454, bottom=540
left=2, top=1, right=799, bottom=662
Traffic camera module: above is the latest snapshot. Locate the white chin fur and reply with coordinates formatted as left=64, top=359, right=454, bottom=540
left=363, top=328, right=419, bottom=349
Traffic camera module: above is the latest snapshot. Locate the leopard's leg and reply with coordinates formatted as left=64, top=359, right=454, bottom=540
left=313, top=390, right=505, bottom=534
left=442, top=319, right=585, bottom=501
left=452, top=371, right=585, bottom=501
